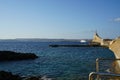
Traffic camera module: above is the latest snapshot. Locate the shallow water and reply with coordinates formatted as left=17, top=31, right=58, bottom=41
left=0, top=42, right=115, bottom=80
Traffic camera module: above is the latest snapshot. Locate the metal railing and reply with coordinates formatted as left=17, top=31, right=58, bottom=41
left=89, top=58, right=120, bottom=80
left=89, top=72, right=120, bottom=80
left=96, top=58, right=120, bottom=72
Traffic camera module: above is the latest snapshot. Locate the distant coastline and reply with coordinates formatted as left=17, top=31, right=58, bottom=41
left=0, top=38, right=92, bottom=42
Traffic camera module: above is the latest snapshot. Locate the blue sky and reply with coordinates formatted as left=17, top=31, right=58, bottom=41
left=0, top=0, right=120, bottom=39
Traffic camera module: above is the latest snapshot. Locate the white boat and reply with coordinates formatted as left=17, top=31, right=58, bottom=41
left=80, top=40, right=86, bottom=43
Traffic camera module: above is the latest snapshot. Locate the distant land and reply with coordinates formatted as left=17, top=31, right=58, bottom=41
left=0, top=38, right=92, bottom=42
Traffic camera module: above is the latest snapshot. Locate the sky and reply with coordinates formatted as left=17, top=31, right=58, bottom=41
left=0, top=0, right=120, bottom=39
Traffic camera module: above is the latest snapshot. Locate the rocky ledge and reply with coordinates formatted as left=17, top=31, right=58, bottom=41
left=0, top=71, right=54, bottom=80
left=0, top=51, right=38, bottom=61
left=0, top=71, right=22, bottom=80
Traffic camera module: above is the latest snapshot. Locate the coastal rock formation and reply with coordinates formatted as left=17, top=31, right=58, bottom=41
left=24, top=76, right=42, bottom=80
left=0, top=71, right=54, bottom=80
left=0, top=51, right=38, bottom=61
left=92, top=33, right=120, bottom=73
left=109, top=37, right=120, bottom=73
left=109, top=38, right=120, bottom=59
left=92, top=32, right=102, bottom=44
left=0, top=71, right=22, bottom=80
left=92, top=32, right=112, bottom=47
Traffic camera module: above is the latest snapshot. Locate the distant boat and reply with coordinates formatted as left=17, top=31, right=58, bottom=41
left=80, top=40, right=87, bottom=43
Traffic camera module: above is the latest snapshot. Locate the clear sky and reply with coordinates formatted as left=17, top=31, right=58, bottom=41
left=0, top=0, right=120, bottom=39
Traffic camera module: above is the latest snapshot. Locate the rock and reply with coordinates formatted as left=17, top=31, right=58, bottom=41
left=0, top=51, right=38, bottom=61
left=25, top=76, right=42, bottom=80
left=0, top=71, right=55, bottom=80
left=0, top=71, right=22, bottom=80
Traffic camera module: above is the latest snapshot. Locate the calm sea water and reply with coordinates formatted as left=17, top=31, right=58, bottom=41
left=0, top=41, right=115, bottom=80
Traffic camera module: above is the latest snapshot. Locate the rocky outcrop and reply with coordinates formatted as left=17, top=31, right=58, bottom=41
left=0, top=71, right=54, bottom=80
left=92, top=32, right=102, bottom=44
left=0, top=51, right=38, bottom=61
left=109, top=38, right=120, bottom=73
left=0, top=71, right=22, bottom=80
left=92, top=32, right=112, bottom=47
left=0, top=71, right=39, bottom=80
left=23, top=76, right=41, bottom=80
left=109, top=38, right=120, bottom=59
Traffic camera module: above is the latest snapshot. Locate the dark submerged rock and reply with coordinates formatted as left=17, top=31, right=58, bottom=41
left=0, top=71, right=22, bottom=80
left=25, top=76, right=42, bottom=80
left=0, top=71, right=55, bottom=80
left=0, top=51, right=38, bottom=61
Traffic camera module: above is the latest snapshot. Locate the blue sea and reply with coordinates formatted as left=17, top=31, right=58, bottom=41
left=0, top=41, right=115, bottom=80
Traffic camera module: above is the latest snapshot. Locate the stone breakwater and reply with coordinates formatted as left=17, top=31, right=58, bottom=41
left=49, top=44, right=101, bottom=47
left=0, top=51, right=38, bottom=61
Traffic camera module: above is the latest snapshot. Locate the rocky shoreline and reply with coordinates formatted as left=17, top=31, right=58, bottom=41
left=0, top=51, right=38, bottom=61
left=0, top=71, right=22, bottom=80
left=0, top=71, right=54, bottom=80
left=0, top=51, right=54, bottom=80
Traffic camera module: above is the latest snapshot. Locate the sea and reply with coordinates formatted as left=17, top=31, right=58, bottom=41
left=0, top=41, right=115, bottom=80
